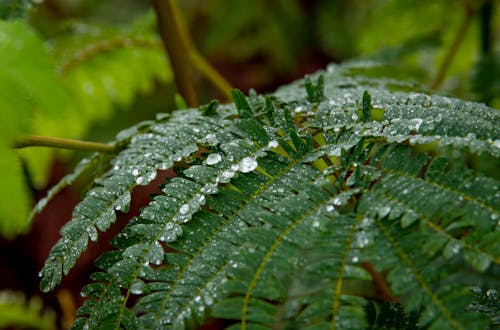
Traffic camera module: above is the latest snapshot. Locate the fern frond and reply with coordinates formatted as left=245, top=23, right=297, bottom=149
left=38, top=61, right=499, bottom=329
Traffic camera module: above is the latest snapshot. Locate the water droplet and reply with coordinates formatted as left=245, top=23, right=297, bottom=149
left=354, top=233, right=370, bottom=248
left=205, top=153, right=222, bottom=165
left=198, top=194, right=206, bottom=204
left=268, top=140, right=279, bottom=149
left=410, top=118, right=423, bottom=131
left=239, top=157, right=258, bottom=173
left=204, top=295, right=214, bottom=305
left=486, top=289, right=498, bottom=299
left=326, top=205, right=335, bottom=212
left=86, top=226, right=98, bottom=242
left=294, top=106, right=303, bottom=113
left=220, top=170, right=235, bottom=181
left=179, top=204, right=190, bottom=215
left=203, top=134, right=219, bottom=146
left=201, top=183, right=218, bottom=194
left=312, top=220, right=320, bottom=228
left=131, top=168, right=139, bottom=176
left=332, top=197, right=342, bottom=206
left=328, top=147, right=342, bottom=156
left=351, top=113, right=358, bottom=121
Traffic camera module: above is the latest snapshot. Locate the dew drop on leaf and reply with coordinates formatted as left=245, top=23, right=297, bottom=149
left=486, top=289, right=498, bottom=299
left=179, top=204, right=190, bottom=215
left=238, top=157, right=258, bottom=173
left=332, top=197, right=342, bottom=206
left=86, top=226, right=98, bottom=242
left=205, top=153, right=222, bottom=165
left=204, top=295, right=214, bottom=306
left=268, top=140, right=279, bottom=148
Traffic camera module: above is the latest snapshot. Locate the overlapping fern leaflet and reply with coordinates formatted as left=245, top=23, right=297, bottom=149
left=37, top=61, right=499, bottom=329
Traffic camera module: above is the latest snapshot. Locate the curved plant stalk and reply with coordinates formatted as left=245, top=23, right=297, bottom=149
left=431, top=1, right=478, bottom=89
left=153, top=0, right=233, bottom=106
left=13, top=135, right=117, bottom=153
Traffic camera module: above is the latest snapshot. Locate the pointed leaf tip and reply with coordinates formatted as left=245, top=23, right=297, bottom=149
left=201, top=99, right=219, bottom=116
left=231, top=89, right=253, bottom=118
left=305, top=74, right=325, bottom=103
left=362, top=90, right=372, bottom=122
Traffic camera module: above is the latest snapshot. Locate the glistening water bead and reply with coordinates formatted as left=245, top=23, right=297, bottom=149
left=238, top=157, right=258, bottom=173
left=205, top=153, right=222, bottom=165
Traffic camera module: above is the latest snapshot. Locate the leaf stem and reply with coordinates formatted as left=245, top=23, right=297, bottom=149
left=360, top=261, right=398, bottom=302
left=153, top=0, right=198, bottom=108
left=431, top=2, right=476, bottom=90
left=13, top=135, right=116, bottom=153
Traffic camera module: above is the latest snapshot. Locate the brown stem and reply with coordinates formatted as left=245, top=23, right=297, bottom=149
left=13, top=135, right=116, bottom=152
left=431, top=3, right=476, bottom=89
left=360, top=261, right=398, bottom=302
left=153, top=0, right=198, bottom=108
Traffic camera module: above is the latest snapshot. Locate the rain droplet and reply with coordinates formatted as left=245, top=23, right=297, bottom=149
left=332, top=197, right=342, bottom=206
left=410, top=118, right=423, bottom=131
left=205, top=295, right=214, bottom=305
left=179, top=204, right=190, bottom=215
left=86, top=226, right=98, bottom=242
left=326, top=205, right=335, bottom=212
left=268, top=140, right=279, bottom=149
left=201, top=183, right=218, bottom=194
left=198, top=194, right=206, bottom=204
left=205, top=153, right=222, bottom=165
left=203, top=134, right=219, bottom=146
left=238, top=157, right=258, bottom=173
left=131, top=168, right=139, bottom=176
left=486, top=289, right=498, bottom=299
left=219, top=170, right=235, bottom=183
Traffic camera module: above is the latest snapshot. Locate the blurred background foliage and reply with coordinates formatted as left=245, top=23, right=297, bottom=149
left=0, top=0, right=498, bottom=328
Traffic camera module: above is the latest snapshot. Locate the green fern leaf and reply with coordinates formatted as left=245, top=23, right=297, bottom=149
left=38, top=61, right=499, bottom=329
